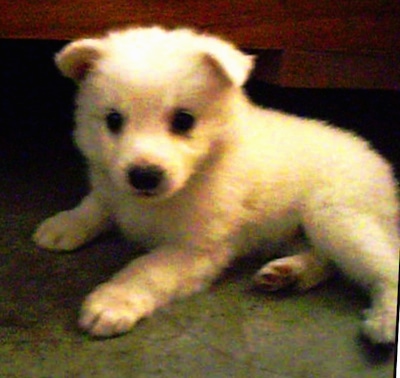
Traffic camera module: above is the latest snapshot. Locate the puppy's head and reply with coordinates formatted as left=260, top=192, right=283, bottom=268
left=56, top=27, right=254, bottom=200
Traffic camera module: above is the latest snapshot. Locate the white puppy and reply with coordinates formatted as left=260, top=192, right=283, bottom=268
left=34, top=26, right=399, bottom=343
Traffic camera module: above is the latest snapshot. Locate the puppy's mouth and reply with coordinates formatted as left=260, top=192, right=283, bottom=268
left=133, top=188, right=161, bottom=198
left=124, top=165, right=177, bottom=200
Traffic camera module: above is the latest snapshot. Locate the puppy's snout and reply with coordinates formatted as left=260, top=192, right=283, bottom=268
left=127, top=165, right=164, bottom=192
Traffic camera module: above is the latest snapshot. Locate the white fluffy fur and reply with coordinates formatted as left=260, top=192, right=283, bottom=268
left=34, top=26, right=399, bottom=343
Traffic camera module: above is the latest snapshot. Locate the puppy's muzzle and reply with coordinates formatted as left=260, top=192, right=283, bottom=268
left=127, top=165, right=165, bottom=196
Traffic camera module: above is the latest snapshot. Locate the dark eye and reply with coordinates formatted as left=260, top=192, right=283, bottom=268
left=105, top=110, right=124, bottom=133
left=171, top=109, right=196, bottom=135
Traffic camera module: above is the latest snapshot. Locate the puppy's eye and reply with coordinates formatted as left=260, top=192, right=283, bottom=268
left=105, top=110, right=124, bottom=133
left=171, top=109, right=196, bottom=135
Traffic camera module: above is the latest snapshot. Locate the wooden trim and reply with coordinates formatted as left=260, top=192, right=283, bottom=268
left=1, top=1, right=399, bottom=51
left=254, top=50, right=400, bottom=89
left=2, top=1, right=399, bottom=89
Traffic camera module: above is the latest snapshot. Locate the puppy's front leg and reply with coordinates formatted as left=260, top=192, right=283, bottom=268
left=80, top=243, right=231, bottom=337
left=34, top=191, right=110, bottom=251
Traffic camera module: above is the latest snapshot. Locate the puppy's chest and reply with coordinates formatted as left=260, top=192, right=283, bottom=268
left=112, top=197, right=211, bottom=247
left=111, top=189, right=299, bottom=252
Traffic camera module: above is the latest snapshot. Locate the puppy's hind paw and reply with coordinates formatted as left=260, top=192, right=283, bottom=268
left=253, top=261, right=297, bottom=292
left=33, top=211, right=90, bottom=251
left=361, top=308, right=396, bottom=345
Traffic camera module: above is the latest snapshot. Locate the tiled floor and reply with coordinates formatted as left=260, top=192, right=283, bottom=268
left=0, top=39, right=398, bottom=377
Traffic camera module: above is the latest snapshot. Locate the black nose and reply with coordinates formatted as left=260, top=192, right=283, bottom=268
left=127, top=165, right=164, bottom=192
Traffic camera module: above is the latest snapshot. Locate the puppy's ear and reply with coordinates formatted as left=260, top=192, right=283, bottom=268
left=55, top=39, right=104, bottom=81
left=202, top=42, right=255, bottom=88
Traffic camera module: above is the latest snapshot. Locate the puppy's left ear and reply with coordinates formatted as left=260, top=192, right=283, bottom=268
left=202, top=40, right=255, bottom=88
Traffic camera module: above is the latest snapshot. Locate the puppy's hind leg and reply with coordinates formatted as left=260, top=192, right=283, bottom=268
left=303, top=207, right=399, bottom=344
left=34, top=191, right=110, bottom=251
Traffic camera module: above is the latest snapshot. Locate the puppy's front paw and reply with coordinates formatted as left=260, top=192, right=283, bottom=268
left=34, top=211, right=90, bottom=251
left=79, top=283, right=155, bottom=337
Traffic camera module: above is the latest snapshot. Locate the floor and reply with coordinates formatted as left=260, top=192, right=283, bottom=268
left=0, top=40, right=399, bottom=377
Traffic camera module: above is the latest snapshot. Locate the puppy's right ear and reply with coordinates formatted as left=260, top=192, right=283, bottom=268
left=55, top=39, right=104, bottom=81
